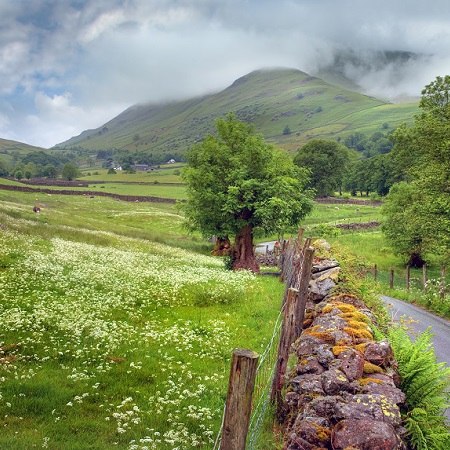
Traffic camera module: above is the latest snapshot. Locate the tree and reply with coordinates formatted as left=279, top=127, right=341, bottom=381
left=382, top=183, right=425, bottom=267
left=294, top=139, right=351, bottom=196
left=383, top=75, right=450, bottom=265
left=62, top=163, right=79, bottom=181
left=283, top=125, right=291, bottom=135
left=182, top=114, right=313, bottom=272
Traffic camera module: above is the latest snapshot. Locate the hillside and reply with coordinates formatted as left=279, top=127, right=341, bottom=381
left=0, top=138, right=47, bottom=168
left=56, top=68, right=418, bottom=154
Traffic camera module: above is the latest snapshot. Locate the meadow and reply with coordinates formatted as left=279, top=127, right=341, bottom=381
left=0, top=189, right=284, bottom=449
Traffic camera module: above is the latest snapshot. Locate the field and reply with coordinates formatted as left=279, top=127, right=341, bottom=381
left=0, top=189, right=284, bottom=449
left=1, top=173, right=447, bottom=448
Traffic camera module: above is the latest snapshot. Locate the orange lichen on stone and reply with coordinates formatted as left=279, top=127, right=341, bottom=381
left=354, top=342, right=369, bottom=353
left=332, top=345, right=351, bottom=356
left=344, top=327, right=373, bottom=340
left=339, top=311, right=370, bottom=323
left=358, top=377, right=384, bottom=385
left=322, top=304, right=337, bottom=314
left=327, top=293, right=359, bottom=303
left=312, top=423, right=332, bottom=441
left=363, top=361, right=384, bottom=374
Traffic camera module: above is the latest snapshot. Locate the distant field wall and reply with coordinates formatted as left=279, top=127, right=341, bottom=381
left=315, top=196, right=382, bottom=206
left=0, top=183, right=177, bottom=204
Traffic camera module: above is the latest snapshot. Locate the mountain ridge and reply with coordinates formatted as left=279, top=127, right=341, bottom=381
left=56, top=67, right=418, bottom=154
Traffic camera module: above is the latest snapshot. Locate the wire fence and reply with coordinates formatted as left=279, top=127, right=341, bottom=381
left=366, top=265, right=448, bottom=292
left=212, top=306, right=284, bottom=450
left=246, top=306, right=284, bottom=450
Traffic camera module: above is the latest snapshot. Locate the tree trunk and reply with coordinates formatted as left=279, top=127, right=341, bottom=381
left=408, top=252, right=425, bottom=268
left=232, top=224, right=259, bottom=273
left=211, top=236, right=231, bottom=256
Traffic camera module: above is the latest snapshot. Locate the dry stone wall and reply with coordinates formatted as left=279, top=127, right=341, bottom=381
left=282, top=256, right=407, bottom=450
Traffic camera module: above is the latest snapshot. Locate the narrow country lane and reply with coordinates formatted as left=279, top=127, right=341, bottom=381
left=381, top=295, right=450, bottom=367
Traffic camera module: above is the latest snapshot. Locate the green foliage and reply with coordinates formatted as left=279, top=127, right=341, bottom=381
left=61, top=162, right=79, bottom=181
left=294, top=139, right=351, bottom=196
left=107, top=168, right=117, bottom=174
left=182, top=114, right=313, bottom=239
left=310, top=223, right=341, bottom=238
left=382, top=182, right=425, bottom=266
left=383, top=75, right=450, bottom=265
left=388, top=327, right=450, bottom=450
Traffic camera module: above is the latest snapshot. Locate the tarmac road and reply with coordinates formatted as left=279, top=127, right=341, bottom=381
left=381, top=295, right=450, bottom=366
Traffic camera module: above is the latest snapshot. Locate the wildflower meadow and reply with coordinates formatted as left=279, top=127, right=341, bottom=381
left=0, top=194, right=283, bottom=449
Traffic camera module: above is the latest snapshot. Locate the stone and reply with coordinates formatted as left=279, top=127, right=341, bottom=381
left=321, top=368, right=357, bottom=395
left=290, top=374, right=325, bottom=395
left=311, top=266, right=340, bottom=281
left=364, top=341, right=394, bottom=368
left=285, top=391, right=300, bottom=409
left=296, top=357, right=325, bottom=375
left=337, top=348, right=365, bottom=381
left=309, top=277, right=336, bottom=302
left=361, top=381, right=406, bottom=405
left=291, top=417, right=331, bottom=448
left=315, top=344, right=335, bottom=368
left=311, top=256, right=337, bottom=272
left=302, top=396, right=341, bottom=419
left=334, top=394, right=402, bottom=427
left=331, top=419, right=402, bottom=450
left=294, top=335, right=326, bottom=357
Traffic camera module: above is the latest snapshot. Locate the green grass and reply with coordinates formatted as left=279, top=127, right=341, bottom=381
left=0, top=189, right=286, bottom=449
left=79, top=167, right=185, bottom=183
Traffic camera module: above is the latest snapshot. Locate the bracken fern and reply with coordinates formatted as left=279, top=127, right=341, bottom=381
left=388, top=327, right=450, bottom=450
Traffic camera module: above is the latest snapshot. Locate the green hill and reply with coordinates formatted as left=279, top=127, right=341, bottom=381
left=56, top=68, right=418, bottom=154
left=0, top=138, right=47, bottom=167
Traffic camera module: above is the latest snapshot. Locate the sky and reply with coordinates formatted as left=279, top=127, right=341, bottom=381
left=1, top=0, right=450, bottom=148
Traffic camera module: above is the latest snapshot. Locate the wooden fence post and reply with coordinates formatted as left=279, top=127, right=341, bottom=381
left=374, top=264, right=378, bottom=282
left=406, top=265, right=411, bottom=291
left=422, top=263, right=427, bottom=290
left=270, top=288, right=298, bottom=420
left=389, top=269, right=394, bottom=289
left=220, top=349, right=259, bottom=450
left=294, top=247, right=315, bottom=339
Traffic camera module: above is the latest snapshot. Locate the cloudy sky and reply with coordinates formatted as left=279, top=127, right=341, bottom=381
left=1, top=0, right=450, bottom=148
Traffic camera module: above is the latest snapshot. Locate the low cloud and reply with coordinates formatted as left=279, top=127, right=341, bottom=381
left=0, top=0, right=449, bottom=147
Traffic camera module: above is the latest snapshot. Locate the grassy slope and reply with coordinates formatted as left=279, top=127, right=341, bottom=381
left=0, top=189, right=284, bottom=449
left=57, top=68, right=417, bottom=154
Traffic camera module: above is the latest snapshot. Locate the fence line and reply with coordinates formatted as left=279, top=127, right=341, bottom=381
left=368, top=264, right=448, bottom=293
left=214, top=229, right=314, bottom=449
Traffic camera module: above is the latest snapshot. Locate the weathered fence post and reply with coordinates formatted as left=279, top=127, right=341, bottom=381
left=422, top=263, right=427, bottom=290
left=374, top=264, right=378, bottom=282
left=406, top=265, right=411, bottom=291
left=389, top=269, right=394, bottom=289
left=294, top=247, right=315, bottom=339
left=220, top=349, right=259, bottom=450
left=270, top=288, right=298, bottom=420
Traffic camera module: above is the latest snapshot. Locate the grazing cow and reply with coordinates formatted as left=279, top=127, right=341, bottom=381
left=33, top=206, right=41, bottom=213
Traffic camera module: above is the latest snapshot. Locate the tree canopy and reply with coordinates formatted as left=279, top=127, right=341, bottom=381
left=182, top=114, right=313, bottom=272
left=293, top=139, right=352, bottom=197
left=382, top=75, right=450, bottom=265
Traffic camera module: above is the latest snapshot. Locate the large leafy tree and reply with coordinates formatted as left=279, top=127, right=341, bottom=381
left=183, top=114, right=313, bottom=272
left=293, top=139, right=351, bottom=196
left=383, top=76, right=450, bottom=266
